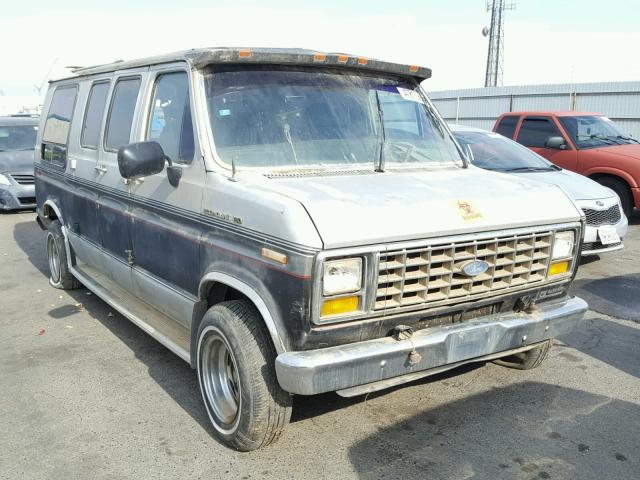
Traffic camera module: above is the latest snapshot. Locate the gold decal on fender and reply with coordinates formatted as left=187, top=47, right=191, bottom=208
left=452, top=199, right=482, bottom=221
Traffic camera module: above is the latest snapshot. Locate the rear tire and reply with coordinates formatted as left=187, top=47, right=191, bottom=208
left=197, top=300, right=292, bottom=451
left=493, top=340, right=552, bottom=370
left=596, top=176, right=633, bottom=218
left=46, top=220, right=81, bottom=290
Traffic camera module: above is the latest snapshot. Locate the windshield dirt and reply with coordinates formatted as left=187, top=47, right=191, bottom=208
left=204, top=66, right=463, bottom=170
left=0, top=125, right=38, bottom=152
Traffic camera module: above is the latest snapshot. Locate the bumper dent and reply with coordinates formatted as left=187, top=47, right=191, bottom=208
left=275, top=296, right=587, bottom=395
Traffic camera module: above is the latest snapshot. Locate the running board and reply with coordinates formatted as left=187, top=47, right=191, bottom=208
left=336, top=342, right=544, bottom=398
left=70, top=263, right=191, bottom=363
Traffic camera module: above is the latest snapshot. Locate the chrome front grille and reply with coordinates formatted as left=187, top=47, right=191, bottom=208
left=375, top=231, right=554, bottom=311
left=582, top=205, right=621, bottom=226
left=10, top=174, right=35, bottom=185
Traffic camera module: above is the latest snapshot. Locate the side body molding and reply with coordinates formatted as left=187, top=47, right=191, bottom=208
left=197, top=272, right=287, bottom=355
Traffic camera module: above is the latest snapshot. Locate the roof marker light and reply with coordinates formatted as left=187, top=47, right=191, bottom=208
left=337, top=54, right=349, bottom=63
left=314, top=53, right=327, bottom=62
left=238, top=49, right=252, bottom=58
left=357, top=57, right=368, bottom=65
left=409, top=65, right=419, bottom=73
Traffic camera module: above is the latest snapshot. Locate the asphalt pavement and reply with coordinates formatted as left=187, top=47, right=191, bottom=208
left=0, top=211, right=638, bottom=480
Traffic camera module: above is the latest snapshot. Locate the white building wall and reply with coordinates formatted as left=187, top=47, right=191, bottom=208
left=427, top=81, right=640, bottom=138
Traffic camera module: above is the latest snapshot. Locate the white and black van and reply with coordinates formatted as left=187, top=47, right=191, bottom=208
left=36, top=48, right=587, bottom=450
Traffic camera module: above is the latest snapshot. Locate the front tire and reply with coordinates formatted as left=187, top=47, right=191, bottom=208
left=197, top=300, right=292, bottom=451
left=46, top=220, right=81, bottom=290
left=493, top=340, right=552, bottom=370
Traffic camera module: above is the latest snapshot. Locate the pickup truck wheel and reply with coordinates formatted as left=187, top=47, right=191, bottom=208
left=46, top=220, right=81, bottom=290
left=197, top=300, right=292, bottom=451
left=493, top=340, right=552, bottom=370
left=596, top=177, right=633, bottom=218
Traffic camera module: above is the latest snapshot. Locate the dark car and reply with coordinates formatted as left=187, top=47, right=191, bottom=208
left=0, top=115, right=39, bottom=211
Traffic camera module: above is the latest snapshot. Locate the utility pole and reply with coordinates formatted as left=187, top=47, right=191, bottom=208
left=482, top=0, right=516, bottom=87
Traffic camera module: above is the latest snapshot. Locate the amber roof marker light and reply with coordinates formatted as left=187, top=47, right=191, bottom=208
left=337, top=54, right=349, bottom=63
left=313, top=53, right=327, bottom=62
left=238, top=49, right=252, bottom=58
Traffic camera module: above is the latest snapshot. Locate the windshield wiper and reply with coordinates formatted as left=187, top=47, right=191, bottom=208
left=590, top=134, right=620, bottom=145
left=373, top=90, right=386, bottom=172
left=617, top=135, right=640, bottom=144
left=501, top=166, right=555, bottom=172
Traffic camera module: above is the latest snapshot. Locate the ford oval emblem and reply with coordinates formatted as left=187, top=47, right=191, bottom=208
left=461, top=260, right=489, bottom=277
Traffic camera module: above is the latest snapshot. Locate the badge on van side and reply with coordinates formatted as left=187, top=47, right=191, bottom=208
left=203, top=208, right=243, bottom=225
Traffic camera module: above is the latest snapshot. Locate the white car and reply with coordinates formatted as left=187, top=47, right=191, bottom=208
left=451, top=125, right=628, bottom=256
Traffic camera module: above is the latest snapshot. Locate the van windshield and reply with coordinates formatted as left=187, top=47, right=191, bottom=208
left=203, top=66, right=463, bottom=170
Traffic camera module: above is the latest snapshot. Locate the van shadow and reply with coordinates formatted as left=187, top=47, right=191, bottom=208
left=560, top=315, right=640, bottom=379
left=12, top=218, right=216, bottom=436
left=571, top=273, right=640, bottom=322
left=348, top=382, right=639, bottom=480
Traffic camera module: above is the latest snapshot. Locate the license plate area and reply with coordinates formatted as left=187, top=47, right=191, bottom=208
left=598, top=225, right=620, bottom=245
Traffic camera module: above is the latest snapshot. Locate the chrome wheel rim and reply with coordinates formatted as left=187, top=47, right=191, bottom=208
left=47, top=234, right=61, bottom=284
left=200, top=330, right=241, bottom=430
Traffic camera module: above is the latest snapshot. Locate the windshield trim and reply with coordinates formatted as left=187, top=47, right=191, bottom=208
left=201, top=65, right=465, bottom=174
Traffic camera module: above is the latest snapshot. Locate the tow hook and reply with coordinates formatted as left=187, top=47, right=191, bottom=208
left=392, top=325, right=423, bottom=366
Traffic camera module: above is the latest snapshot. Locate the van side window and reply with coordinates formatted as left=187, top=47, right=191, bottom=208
left=81, top=81, right=110, bottom=149
left=105, top=77, right=141, bottom=151
left=517, top=117, right=562, bottom=148
left=495, top=115, right=518, bottom=139
left=147, top=72, right=194, bottom=164
left=42, top=85, right=78, bottom=167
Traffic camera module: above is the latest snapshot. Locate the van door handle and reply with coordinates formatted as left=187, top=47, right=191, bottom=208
left=94, top=165, right=107, bottom=174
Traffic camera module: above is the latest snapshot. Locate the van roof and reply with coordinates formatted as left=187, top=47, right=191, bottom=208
left=53, top=47, right=432, bottom=82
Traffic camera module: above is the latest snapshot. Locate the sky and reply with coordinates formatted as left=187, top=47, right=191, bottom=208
left=2, top=0, right=640, bottom=98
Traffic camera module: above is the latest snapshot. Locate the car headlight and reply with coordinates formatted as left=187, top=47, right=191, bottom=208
left=323, top=258, right=362, bottom=296
left=0, top=174, right=12, bottom=186
left=552, top=231, right=575, bottom=259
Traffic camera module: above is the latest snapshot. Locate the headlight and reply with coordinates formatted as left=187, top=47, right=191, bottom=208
left=0, top=174, right=12, bottom=186
left=323, top=258, right=362, bottom=296
left=552, top=231, right=575, bottom=260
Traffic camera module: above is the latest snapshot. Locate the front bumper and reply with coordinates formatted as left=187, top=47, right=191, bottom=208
left=275, top=295, right=587, bottom=395
left=0, top=183, right=36, bottom=210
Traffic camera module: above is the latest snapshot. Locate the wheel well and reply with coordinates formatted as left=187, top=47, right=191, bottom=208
left=43, top=203, right=59, bottom=220
left=190, top=280, right=282, bottom=368
left=588, top=172, right=630, bottom=189
left=205, top=282, right=251, bottom=307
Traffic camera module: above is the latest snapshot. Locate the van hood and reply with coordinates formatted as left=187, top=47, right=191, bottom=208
left=0, top=150, right=35, bottom=173
left=512, top=168, right=613, bottom=201
left=258, top=167, right=581, bottom=249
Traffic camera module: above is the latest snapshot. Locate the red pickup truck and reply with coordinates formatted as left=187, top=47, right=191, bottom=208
left=493, top=111, right=640, bottom=217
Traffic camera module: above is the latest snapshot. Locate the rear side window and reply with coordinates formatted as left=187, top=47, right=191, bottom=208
left=495, top=115, right=518, bottom=138
left=105, top=77, right=141, bottom=151
left=81, top=81, right=110, bottom=149
left=147, top=72, right=194, bottom=164
left=516, top=117, right=562, bottom=148
left=42, top=85, right=78, bottom=167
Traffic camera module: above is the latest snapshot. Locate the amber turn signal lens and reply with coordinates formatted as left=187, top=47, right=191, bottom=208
left=321, top=296, right=359, bottom=317
left=548, top=261, right=569, bottom=276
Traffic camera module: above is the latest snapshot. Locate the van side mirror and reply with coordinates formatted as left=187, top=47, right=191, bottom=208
left=117, top=141, right=166, bottom=180
left=545, top=136, right=568, bottom=150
